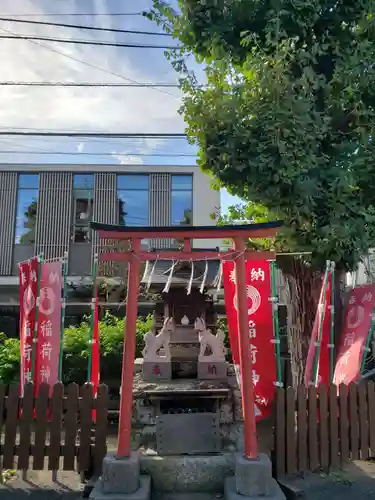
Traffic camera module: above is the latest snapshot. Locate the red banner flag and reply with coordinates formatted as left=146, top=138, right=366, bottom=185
left=223, top=260, right=276, bottom=420
left=333, top=284, right=375, bottom=385
left=35, top=262, right=62, bottom=394
left=19, top=257, right=39, bottom=391
left=304, top=273, right=332, bottom=387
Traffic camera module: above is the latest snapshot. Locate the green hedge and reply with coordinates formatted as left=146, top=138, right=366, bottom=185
left=0, top=312, right=152, bottom=386
left=0, top=333, right=20, bottom=385
left=0, top=313, right=230, bottom=386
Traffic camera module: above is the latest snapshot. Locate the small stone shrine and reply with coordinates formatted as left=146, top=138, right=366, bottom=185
left=132, top=260, right=245, bottom=457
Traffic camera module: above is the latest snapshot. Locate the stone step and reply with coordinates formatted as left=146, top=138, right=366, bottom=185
left=140, top=452, right=234, bottom=493
left=152, top=493, right=223, bottom=500
left=224, top=477, right=286, bottom=500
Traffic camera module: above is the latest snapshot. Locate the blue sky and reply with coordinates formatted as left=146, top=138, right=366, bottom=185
left=0, top=0, right=240, bottom=211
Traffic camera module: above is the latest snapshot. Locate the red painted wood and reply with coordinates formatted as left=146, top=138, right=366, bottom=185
left=116, top=238, right=141, bottom=458
left=97, top=226, right=280, bottom=240
left=233, top=237, right=258, bottom=459
left=100, top=250, right=276, bottom=263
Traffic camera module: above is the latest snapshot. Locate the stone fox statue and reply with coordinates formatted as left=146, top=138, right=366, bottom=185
left=194, top=317, right=226, bottom=362
left=142, top=316, right=175, bottom=361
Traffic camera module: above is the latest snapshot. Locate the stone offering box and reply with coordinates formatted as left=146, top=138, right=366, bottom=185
left=132, top=364, right=244, bottom=456
left=134, top=272, right=244, bottom=457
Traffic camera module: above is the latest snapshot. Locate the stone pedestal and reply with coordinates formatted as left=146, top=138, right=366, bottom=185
left=90, top=452, right=151, bottom=500
left=142, top=360, right=172, bottom=381
left=198, top=360, right=227, bottom=380
left=224, top=454, right=285, bottom=499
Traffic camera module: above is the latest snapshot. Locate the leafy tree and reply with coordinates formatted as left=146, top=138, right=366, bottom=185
left=148, top=0, right=375, bottom=384
left=20, top=199, right=37, bottom=244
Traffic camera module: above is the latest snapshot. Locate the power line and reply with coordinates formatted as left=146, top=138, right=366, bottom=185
left=0, top=27, right=180, bottom=98
left=0, top=125, right=186, bottom=139
left=0, top=17, right=171, bottom=36
left=0, top=81, right=180, bottom=88
left=0, top=34, right=179, bottom=49
left=0, top=132, right=187, bottom=137
left=0, top=13, right=144, bottom=17
left=0, top=138, right=55, bottom=153
left=0, top=150, right=196, bottom=157
left=0, top=131, right=172, bottom=147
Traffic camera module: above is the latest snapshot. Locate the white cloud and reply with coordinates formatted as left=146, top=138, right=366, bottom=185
left=0, top=0, right=184, bottom=137
left=111, top=153, right=145, bottom=165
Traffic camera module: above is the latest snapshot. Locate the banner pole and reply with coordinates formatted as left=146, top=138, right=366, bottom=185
left=58, top=252, right=68, bottom=382
left=329, top=262, right=336, bottom=383
left=270, top=260, right=282, bottom=386
left=87, top=254, right=98, bottom=383
left=311, top=261, right=330, bottom=386
left=31, top=253, right=43, bottom=383
left=361, top=309, right=375, bottom=375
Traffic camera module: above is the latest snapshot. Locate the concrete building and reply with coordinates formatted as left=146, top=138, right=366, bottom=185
left=0, top=164, right=220, bottom=335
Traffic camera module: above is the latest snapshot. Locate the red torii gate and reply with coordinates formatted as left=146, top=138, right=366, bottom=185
left=91, top=221, right=282, bottom=461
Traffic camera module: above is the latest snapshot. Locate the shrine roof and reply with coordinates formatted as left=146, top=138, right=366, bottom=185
left=141, top=259, right=220, bottom=287
left=90, top=220, right=282, bottom=240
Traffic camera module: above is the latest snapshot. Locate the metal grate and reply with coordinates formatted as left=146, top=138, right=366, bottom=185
left=156, top=413, right=220, bottom=455
left=159, top=397, right=216, bottom=415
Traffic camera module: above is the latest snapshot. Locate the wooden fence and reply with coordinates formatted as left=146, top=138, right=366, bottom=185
left=273, top=381, right=375, bottom=478
left=0, top=382, right=108, bottom=475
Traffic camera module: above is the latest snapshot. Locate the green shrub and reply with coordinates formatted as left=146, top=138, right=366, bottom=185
left=0, top=313, right=153, bottom=386
left=0, top=332, right=21, bottom=385
left=62, top=312, right=153, bottom=385
left=0, top=314, right=233, bottom=386
left=217, top=317, right=232, bottom=363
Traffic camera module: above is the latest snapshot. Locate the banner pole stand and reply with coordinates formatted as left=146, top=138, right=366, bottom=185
left=58, top=251, right=68, bottom=382
left=311, top=260, right=331, bottom=386
left=233, top=237, right=258, bottom=460
left=361, top=309, right=375, bottom=375
left=88, top=254, right=98, bottom=383
left=269, top=260, right=282, bottom=386
left=31, top=253, right=44, bottom=385
left=329, top=262, right=336, bottom=383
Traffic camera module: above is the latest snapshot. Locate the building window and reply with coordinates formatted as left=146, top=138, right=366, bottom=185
left=15, top=174, right=39, bottom=244
left=72, top=174, right=94, bottom=242
left=117, top=175, right=149, bottom=226
left=171, top=175, right=193, bottom=225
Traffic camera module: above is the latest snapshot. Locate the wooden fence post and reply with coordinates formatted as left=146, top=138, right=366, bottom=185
left=94, top=385, right=109, bottom=476
left=328, top=384, right=339, bottom=467
left=308, top=385, right=319, bottom=471
left=358, top=382, right=370, bottom=460
left=3, top=384, right=20, bottom=470
left=349, top=384, right=359, bottom=460
left=367, top=381, right=375, bottom=457
left=274, top=387, right=286, bottom=478
left=339, top=384, right=349, bottom=465
left=318, top=385, right=329, bottom=470
left=297, top=385, right=307, bottom=473
left=63, top=383, right=79, bottom=471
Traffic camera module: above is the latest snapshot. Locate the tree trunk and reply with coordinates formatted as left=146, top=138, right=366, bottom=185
left=334, top=269, right=346, bottom=348
left=278, top=258, right=346, bottom=387
left=278, top=258, right=322, bottom=387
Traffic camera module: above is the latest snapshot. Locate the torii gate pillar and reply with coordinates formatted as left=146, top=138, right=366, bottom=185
left=233, top=237, right=258, bottom=459
left=117, top=238, right=141, bottom=458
